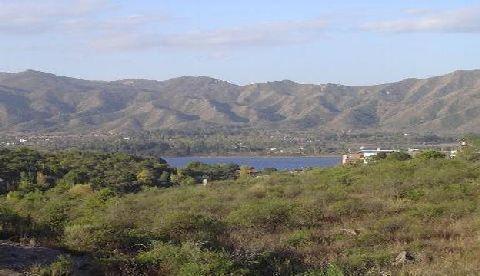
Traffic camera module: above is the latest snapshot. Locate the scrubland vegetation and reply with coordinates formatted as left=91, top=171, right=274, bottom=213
left=2, top=141, right=480, bottom=275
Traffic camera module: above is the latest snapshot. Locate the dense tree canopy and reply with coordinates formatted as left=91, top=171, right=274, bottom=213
left=0, top=148, right=173, bottom=195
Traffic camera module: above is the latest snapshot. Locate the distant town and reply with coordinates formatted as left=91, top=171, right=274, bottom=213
left=0, top=129, right=460, bottom=159
left=342, top=140, right=466, bottom=165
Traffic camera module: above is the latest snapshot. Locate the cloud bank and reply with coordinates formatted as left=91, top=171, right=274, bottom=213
left=1, top=1, right=479, bottom=54
left=0, top=0, right=113, bottom=34
left=0, top=0, right=326, bottom=52
left=363, top=6, right=480, bottom=33
left=92, top=19, right=327, bottom=51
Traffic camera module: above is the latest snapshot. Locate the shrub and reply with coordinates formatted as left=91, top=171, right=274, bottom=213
left=326, top=198, right=383, bottom=219
left=386, top=152, right=412, bottom=161
left=152, top=211, right=224, bottom=245
left=227, top=199, right=294, bottom=232
left=291, top=201, right=325, bottom=227
left=29, top=255, right=74, bottom=276
left=302, top=264, right=345, bottom=276
left=136, top=242, right=235, bottom=275
left=285, top=229, right=313, bottom=247
left=63, top=224, right=106, bottom=252
left=341, top=248, right=391, bottom=275
left=400, top=187, right=425, bottom=201
left=68, top=184, right=94, bottom=197
left=171, top=174, right=197, bottom=186
left=417, top=150, right=446, bottom=160
left=48, top=255, right=74, bottom=276
left=0, top=206, right=31, bottom=239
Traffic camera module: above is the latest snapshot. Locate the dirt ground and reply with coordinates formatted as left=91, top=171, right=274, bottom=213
left=0, top=241, right=95, bottom=275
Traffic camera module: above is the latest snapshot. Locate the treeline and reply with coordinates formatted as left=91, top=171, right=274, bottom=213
left=10, top=129, right=458, bottom=158
left=0, top=148, right=248, bottom=196
left=0, top=148, right=174, bottom=195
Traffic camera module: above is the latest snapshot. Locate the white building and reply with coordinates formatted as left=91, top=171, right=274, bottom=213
left=360, top=147, right=398, bottom=163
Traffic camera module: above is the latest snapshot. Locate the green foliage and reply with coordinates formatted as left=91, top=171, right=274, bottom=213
left=227, top=199, right=294, bottom=232
left=136, top=168, right=154, bottom=185
left=4, top=147, right=480, bottom=274
left=417, top=150, right=446, bottom=160
left=171, top=174, right=197, bottom=186
left=48, top=255, right=74, bottom=276
left=285, top=229, right=313, bottom=247
left=0, top=148, right=173, bottom=195
left=136, top=242, right=235, bottom=275
left=30, top=255, right=74, bottom=276
left=179, top=161, right=240, bottom=183
left=386, top=151, right=411, bottom=161
left=302, top=264, right=344, bottom=276
left=0, top=206, right=27, bottom=239
left=464, top=134, right=480, bottom=148
left=159, top=171, right=171, bottom=183
left=152, top=211, right=224, bottom=245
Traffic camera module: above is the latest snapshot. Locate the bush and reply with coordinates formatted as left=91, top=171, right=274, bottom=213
left=285, top=229, right=313, bottom=247
left=291, top=201, right=324, bottom=227
left=136, top=242, right=236, bottom=275
left=417, top=150, right=446, bottom=160
left=180, top=162, right=240, bottom=183
left=48, top=255, right=74, bottom=276
left=227, top=199, right=294, bottom=232
left=0, top=206, right=30, bottom=239
left=152, top=211, right=224, bottom=245
left=302, top=264, right=344, bottom=276
left=29, top=255, right=74, bottom=276
left=386, top=151, right=412, bottom=161
left=63, top=223, right=116, bottom=252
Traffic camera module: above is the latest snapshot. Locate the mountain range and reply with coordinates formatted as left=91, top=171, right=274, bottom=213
left=1, top=69, right=480, bottom=134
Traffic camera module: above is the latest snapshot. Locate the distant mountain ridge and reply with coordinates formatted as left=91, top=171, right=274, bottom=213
left=1, top=69, right=480, bottom=134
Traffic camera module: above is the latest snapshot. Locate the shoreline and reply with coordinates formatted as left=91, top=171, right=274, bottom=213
left=162, top=154, right=342, bottom=158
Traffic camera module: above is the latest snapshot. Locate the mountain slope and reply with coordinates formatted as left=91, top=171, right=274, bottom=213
left=1, top=69, right=480, bottom=134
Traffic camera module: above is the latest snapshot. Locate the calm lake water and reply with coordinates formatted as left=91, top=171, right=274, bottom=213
left=164, top=156, right=341, bottom=170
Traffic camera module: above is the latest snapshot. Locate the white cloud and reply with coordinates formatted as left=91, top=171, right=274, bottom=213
left=0, top=0, right=172, bottom=53
left=92, top=18, right=327, bottom=51
left=0, top=0, right=113, bottom=34
left=0, top=1, right=326, bottom=52
left=403, top=8, right=435, bottom=16
left=363, top=6, right=480, bottom=33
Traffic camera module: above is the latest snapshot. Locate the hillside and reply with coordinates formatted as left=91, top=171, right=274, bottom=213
left=1, top=69, right=480, bottom=134
left=2, top=145, right=480, bottom=274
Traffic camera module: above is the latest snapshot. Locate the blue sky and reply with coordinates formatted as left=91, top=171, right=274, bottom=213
left=0, top=0, right=479, bottom=85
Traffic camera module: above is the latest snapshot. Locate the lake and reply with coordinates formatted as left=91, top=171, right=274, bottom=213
left=164, top=156, right=341, bottom=170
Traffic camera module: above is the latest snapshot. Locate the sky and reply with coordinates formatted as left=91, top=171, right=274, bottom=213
left=0, top=0, right=479, bottom=85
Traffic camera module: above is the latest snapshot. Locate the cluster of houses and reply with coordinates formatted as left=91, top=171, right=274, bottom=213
left=342, top=141, right=468, bottom=165
left=342, top=147, right=398, bottom=165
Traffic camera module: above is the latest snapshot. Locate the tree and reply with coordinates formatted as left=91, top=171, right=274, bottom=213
left=417, top=150, right=446, bottom=160
left=182, top=162, right=239, bottom=182
left=36, top=171, right=50, bottom=189
left=171, top=174, right=196, bottom=186
left=18, top=172, right=34, bottom=192
left=137, top=169, right=155, bottom=186
left=376, top=152, right=388, bottom=159
left=63, top=170, right=89, bottom=185
left=238, top=166, right=253, bottom=178
left=386, top=152, right=411, bottom=161
left=159, top=171, right=171, bottom=183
